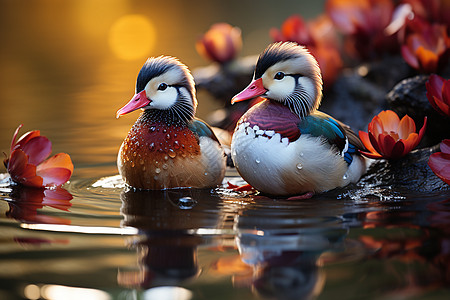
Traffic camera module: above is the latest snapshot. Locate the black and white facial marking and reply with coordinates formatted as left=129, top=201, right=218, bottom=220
left=137, top=56, right=197, bottom=125
left=254, top=42, right=323, bottom=118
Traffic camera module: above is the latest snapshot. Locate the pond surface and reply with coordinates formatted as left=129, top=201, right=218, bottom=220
left=1, top=1, right=450, bottom=299
left=1, top=168, right=450, bottom=300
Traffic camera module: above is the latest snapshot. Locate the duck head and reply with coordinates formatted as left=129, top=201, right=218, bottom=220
left=116, top=56, right=197, bottom=125
left=232, top=42, right=323, bottom=118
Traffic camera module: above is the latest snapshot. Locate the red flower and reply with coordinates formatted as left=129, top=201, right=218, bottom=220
left=428, top=139, right=450, bottom=185
left=270, top=14, right=343, bottom=87
left=270, top=15, right=315, bottom=46
left=3, top=125, right=74, bottom=188
left=401, top=23, right=450, bottom=73
left=359, top=110, right=427, bottom=159
left=426, top=74, right=450, bottom=116
left=326, top=0, right=399, bottom=59
left=196, top=23, right=242, bottom=64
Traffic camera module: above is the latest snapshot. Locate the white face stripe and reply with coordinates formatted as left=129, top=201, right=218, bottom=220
left=264, top=74, right=296, bottom=101
left=143, top=68, right=194, bottom=110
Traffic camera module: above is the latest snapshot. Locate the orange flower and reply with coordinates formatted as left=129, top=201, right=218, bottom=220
left=359, top=110, right=427, bottom=159
left=401, top=23, right=450, bottom=73
left=196, top=23, right=242, bottom=64
left=3, top=124, right=74, bottom=188
left=428, top=139, right=450, bottom=185
left=426, top=74, right=450, bottom=117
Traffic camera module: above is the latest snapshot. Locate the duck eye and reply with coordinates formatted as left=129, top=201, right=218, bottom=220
left=274, top=72, right=285, bottom=80
left=157, top=83, right=168, bottom=91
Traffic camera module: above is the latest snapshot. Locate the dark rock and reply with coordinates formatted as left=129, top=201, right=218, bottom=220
left=359, top=145, right=449, bottom=193
left=321, top=55, right=412, bottom=132
left=386, top=75, right=450, bottom=147
left=321, top=68, right=387, bottom=132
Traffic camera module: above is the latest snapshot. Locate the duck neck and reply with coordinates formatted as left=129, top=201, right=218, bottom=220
left=140, top=108, right=191, bottom=127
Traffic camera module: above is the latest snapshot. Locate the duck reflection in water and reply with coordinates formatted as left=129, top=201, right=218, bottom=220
left=118, top=187, right=222, bottom=289
left=214, top=201, right=348, bottom=300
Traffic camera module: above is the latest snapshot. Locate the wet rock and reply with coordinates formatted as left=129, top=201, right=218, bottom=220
left=359, top=145, right=449, bottom=193
left=386, top=75, right=450, bottom=147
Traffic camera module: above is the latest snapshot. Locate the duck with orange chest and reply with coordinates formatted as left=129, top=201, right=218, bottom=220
left=116, top=56, right=226, bottom=190
left=230, top=42, right=367, bottom=199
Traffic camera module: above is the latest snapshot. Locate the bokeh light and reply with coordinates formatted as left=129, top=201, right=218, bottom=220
left=108, top=14, right=156, bottom=60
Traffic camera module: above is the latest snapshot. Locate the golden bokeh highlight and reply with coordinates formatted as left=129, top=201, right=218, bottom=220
left=109, top=14, right=156, bottom=60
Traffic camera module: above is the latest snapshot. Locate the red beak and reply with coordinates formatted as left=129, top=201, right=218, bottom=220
left=116, top=90, right=150, bottom=118
left=231, top=78, right=267, bottom=104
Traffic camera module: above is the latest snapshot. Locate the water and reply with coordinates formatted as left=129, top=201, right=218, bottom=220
left=1, top=1, right=450, bottom=299
left=1, top=168, right=450, bottom=300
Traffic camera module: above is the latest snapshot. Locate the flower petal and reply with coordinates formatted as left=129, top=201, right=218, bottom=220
left=416, top=46, right=438, bottom=73
left=7, top=150, right=44, bottom=187
left=440, top=139, right=450, bottom=155
left=402, top=132, right=419, bottom=154
left=401, top=44, right=420, bottom=69
left=13, top=129, right=41, bottom=152
left=10, top=124, right=24, bottom=151
left=442, top=80, right=450, bottom=106
left=426, top=75, right=444, bottom=113
left=434, top=94, right=450, bottom=116
left=390, top=140, right=406, bottom=158
left=428, top=152, right=450, bottom=185
left=37, top=153, right=74, bottom=174
left=379, top=134, right=397, bottom=158
left=377, top=110, right=400, bottom=133
left=398, top=114, right=416, bottom=140
left=359, top=149, right=383, bottom=159
left=427, top=74, right=444, bottom=98
left=369, top=131, right=383, bottom=155
left=359, top=130, right=379, bottom=155
left=36, top=153, right=74, bottom=187
left=369, top=115, right=385, bottom=137
left=7, top=149, right=28, bottom=177
left=18, top=165, right=44, bottom=188
left=21, top=136, right=52, bottom=166
left=37, top=168, right=72, bottom=187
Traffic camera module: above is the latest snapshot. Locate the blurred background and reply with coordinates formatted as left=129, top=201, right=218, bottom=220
left=0, top=0, right=324, bottom=174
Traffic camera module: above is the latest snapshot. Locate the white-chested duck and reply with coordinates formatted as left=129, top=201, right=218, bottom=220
left=116, top=56, right=226, bottom=190
left=231, top=42, right=367, bottom=198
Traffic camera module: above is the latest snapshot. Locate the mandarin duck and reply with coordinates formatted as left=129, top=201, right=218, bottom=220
left=231, top=42, right=366, bottom=198
left=116, top=56, right=226, bottom=190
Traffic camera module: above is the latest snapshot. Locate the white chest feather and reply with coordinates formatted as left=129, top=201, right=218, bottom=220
left=231, top=123, right=352, bottom=195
